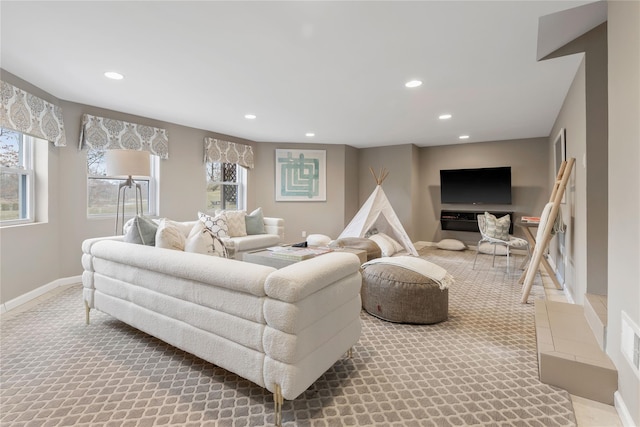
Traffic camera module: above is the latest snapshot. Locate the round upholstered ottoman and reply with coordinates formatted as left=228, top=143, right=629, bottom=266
left=361, top=263, right=448, bottom=324
left=329, top=237, right=382, bottom=261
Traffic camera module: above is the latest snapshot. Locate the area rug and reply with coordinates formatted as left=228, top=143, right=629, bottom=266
left=0, top=247, right=575, bottom=426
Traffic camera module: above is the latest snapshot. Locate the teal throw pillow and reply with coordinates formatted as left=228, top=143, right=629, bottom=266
left=245, top=207, right=266, bottom=235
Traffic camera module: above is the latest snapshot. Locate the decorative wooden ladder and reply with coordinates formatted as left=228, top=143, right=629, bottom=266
left=521, top=157, right=575, bottom=303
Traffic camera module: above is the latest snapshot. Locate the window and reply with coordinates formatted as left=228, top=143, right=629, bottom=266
left=206, top=162, right=246, bottom=211
left=87, top=149, right=157, bottom=217
left=0, top=128, right=34, bottom=224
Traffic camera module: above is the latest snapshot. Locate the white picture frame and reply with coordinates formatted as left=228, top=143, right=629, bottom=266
left=554, top=128, right=566, bottom=203
left=275, top=149, right=326, bottom=202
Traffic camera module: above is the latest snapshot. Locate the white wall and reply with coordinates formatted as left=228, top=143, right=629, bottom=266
left=607, top=1, right=640, bottom=424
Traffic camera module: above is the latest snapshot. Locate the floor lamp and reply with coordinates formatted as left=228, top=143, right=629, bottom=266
left=105, top=149, right=151, bottom=235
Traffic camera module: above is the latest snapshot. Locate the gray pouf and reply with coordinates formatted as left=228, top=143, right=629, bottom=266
left=329, top=237, right=382, bottom=261
left=361, top=264, right=448, bottom=324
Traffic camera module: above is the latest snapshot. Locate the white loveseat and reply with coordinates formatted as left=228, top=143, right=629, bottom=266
left=225, top=216, right=284, bottom=259
left=166, top=216, right=285, bottom=259
left=81, top=237, right=362, bottom=425
left=126, top=214, right=285, bottom=260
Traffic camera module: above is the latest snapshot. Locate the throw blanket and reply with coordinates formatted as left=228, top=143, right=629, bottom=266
left=362, top=256, right=455, bottom=290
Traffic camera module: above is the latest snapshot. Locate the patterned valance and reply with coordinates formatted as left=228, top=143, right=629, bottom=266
left=0, top=80, right=67, bottom=146
left=204, top=137, right=254, bottom=169
left=78, top=114, right=169, bottom=159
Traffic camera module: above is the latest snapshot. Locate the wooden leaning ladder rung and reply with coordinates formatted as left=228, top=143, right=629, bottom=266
left=520, top=157, right=575, bottom=304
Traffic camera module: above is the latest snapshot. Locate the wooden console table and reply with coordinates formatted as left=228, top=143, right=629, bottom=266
left=517, top=221, right=562, bottom=290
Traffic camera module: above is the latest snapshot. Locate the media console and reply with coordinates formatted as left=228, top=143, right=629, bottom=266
left=440, top=210, right=514, bottom=234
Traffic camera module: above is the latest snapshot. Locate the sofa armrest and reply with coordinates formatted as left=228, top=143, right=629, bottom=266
left=264, top=252, right=361, bottom=303
left=82, top=235, right=124, bottom=254
left=263, top=217, right=284, bottom=240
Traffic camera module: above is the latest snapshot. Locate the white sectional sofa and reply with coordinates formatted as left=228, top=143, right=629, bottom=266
left=81, top=236, right=362, bottom=425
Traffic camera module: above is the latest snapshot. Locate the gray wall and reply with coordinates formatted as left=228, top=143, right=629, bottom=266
left=548, top=58, right=587, bottom=304
left=417, top=138, right=550, bottom=244
left=357, top=144, right=417, bottom=236
left=544, top=23, right=609, bottom=299
left=607, top=1, right=639, bottom=424
left=0, top=70, right=256, bottom=303
left=249, top=142, right=354, bottom=242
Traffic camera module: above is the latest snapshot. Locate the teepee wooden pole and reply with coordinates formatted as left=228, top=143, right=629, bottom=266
left=369, top=167, right=389, bottom=185
left=520, top=157, right=575, bottom=303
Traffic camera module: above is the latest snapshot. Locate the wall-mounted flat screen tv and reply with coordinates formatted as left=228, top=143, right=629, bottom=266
left=440, top=166, right=512, bottom=204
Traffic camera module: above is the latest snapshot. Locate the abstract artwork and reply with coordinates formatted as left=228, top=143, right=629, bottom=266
left=275, top=149, right=326, bottom=201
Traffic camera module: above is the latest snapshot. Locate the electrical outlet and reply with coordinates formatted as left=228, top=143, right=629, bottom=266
left=301, top=231, right=307, bottom=238
left=621, top=311, right=640, bottom=379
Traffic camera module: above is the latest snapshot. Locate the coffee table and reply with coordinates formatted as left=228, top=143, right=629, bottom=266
left=243, top=246, right=366, bottom=269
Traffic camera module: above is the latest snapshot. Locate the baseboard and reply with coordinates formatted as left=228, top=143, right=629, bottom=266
left=1, top=276, right=82, bottom=314
left=614, top=391, right=636, bottom=427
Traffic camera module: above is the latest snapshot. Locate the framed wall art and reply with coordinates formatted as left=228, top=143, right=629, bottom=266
left=554, top=128, right=566, bottom=203
left=275, top=149, right=326, bottom=201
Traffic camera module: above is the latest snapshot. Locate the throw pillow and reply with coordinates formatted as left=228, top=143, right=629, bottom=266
left=436, top=238, right=467, bottom=251
left=185, top=221, right=228, bottom=257
left=155, top=219, right=186, bottom=251
left=484, top=212, right=510, bottom=241
left=376, top=232, right=404, bottom=253
left=123, top=215, right=158, bottom=246
left=245, top=207, right=266, bottom=235
left=368, top=234, right=396, bottom=257
left=198, top=211, right=230, bottom=239
left=221, top=210, right=247, bottom=237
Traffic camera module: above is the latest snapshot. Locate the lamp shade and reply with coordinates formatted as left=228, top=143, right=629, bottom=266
left=105, top=149, right=150, bottom=178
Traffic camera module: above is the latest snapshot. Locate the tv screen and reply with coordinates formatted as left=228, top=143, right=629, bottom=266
left=440, top=167, right=512, bottom=204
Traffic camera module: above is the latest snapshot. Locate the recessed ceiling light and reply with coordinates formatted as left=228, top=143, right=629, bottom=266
left=459, top=135, right=470, bottom=140
left=439, top=114, right=452, bottom=120
left=104, top=71, right=124, bottom=80
left=305, top=132, right=315, bottom=137
left=244, top=114, right=256, bottom=120
left=405, top=80, right=422, bottom=88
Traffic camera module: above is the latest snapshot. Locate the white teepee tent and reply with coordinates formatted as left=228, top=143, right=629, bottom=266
left=338, top=168, right=418, bottom=256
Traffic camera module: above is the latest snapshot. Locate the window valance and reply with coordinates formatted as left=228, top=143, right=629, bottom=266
left=204, top=137, right=254, bottom=169
left=78, top=114, right=169, bottom=159
left=0, top=80, right=67, bottom=146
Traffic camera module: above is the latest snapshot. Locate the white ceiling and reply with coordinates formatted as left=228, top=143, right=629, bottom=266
left=1, top=1, right=594, bottom=148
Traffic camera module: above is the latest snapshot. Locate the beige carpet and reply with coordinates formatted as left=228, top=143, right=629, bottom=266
left=0, top=247, right=576, bottom=426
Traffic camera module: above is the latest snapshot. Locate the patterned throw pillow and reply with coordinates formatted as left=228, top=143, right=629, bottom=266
left=185, top=221, right=228, bottom=258
left=198, top=211, right=230, bottom=239
left=483, top=212, right=510, bottom=241
left=220, top=210, right=247, bottom=237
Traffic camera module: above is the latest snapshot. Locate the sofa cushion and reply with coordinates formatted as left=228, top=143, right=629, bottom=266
left=123, top=215, right=158, bottom=246
left=198, top=211, right=230, bottom=239
left=226, top=234, right=282, bottom=252
left=156, top=219, right=186, bottom=251
left=245, top=207, right=266, bottom=235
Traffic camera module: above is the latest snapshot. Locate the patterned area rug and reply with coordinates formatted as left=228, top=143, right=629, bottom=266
left=0, top=247, right=576, bottom=426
